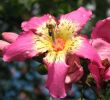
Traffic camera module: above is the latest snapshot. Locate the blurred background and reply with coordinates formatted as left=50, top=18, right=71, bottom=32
left=0, top=0, right=110, bottom=100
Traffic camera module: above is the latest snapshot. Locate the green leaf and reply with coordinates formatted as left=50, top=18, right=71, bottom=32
left=36, top=64, right=47, bottom=75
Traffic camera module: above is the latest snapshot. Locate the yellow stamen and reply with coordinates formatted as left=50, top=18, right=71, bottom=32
left=36, top=18, right=80, bottom=54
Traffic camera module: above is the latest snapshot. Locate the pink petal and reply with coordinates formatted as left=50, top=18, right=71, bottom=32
left=59, top=7, right=92, bottom=31
left=91, top=17, right=110, bottom=43
left=44, top=52, right=69, bottom=98
left=3, top=31, right=38, bottom=62
left=65, top=54, right=83, bottom=84
left=88, top=63, right=102, bottom=89
left=91, top=38, right=110, bottom=61
left=104, top=67, right=110, bottom=80
left=72, top=37, right=103, bottom=88
left=0, top=40, right=10, bottom=51
left=2, top=32, right=19, bottom=43
left=74, top=37, right=103, bottom=68
left=21, top=14, right=51, bottom=31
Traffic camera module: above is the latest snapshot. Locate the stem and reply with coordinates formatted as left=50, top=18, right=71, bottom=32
left=81, top=85, right=83, bottom=100
left=78, top=81, right=84, bottom=100
left=97, top=91, right=104, bottom=100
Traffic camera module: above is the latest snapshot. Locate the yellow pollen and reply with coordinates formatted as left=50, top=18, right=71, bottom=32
left=52, top=38, right=65, bottom=51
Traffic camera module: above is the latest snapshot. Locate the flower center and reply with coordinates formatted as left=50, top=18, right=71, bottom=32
left=52, top=38, right=65, bottom=51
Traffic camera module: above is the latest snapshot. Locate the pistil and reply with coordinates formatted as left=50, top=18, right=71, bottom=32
left=52, top=38, right=65, bottom=51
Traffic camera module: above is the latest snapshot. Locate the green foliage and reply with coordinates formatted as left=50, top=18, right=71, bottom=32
left=0, top=0, right=109, bottom=33
left=36, top=64, right=47, bottom=75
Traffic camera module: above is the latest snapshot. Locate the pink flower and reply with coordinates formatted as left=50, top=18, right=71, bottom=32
left=91, top=17, right=110, bottom=81
left=0, top=32, right=18, bottom=53
left=0, top=7, right=102, bottom=98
